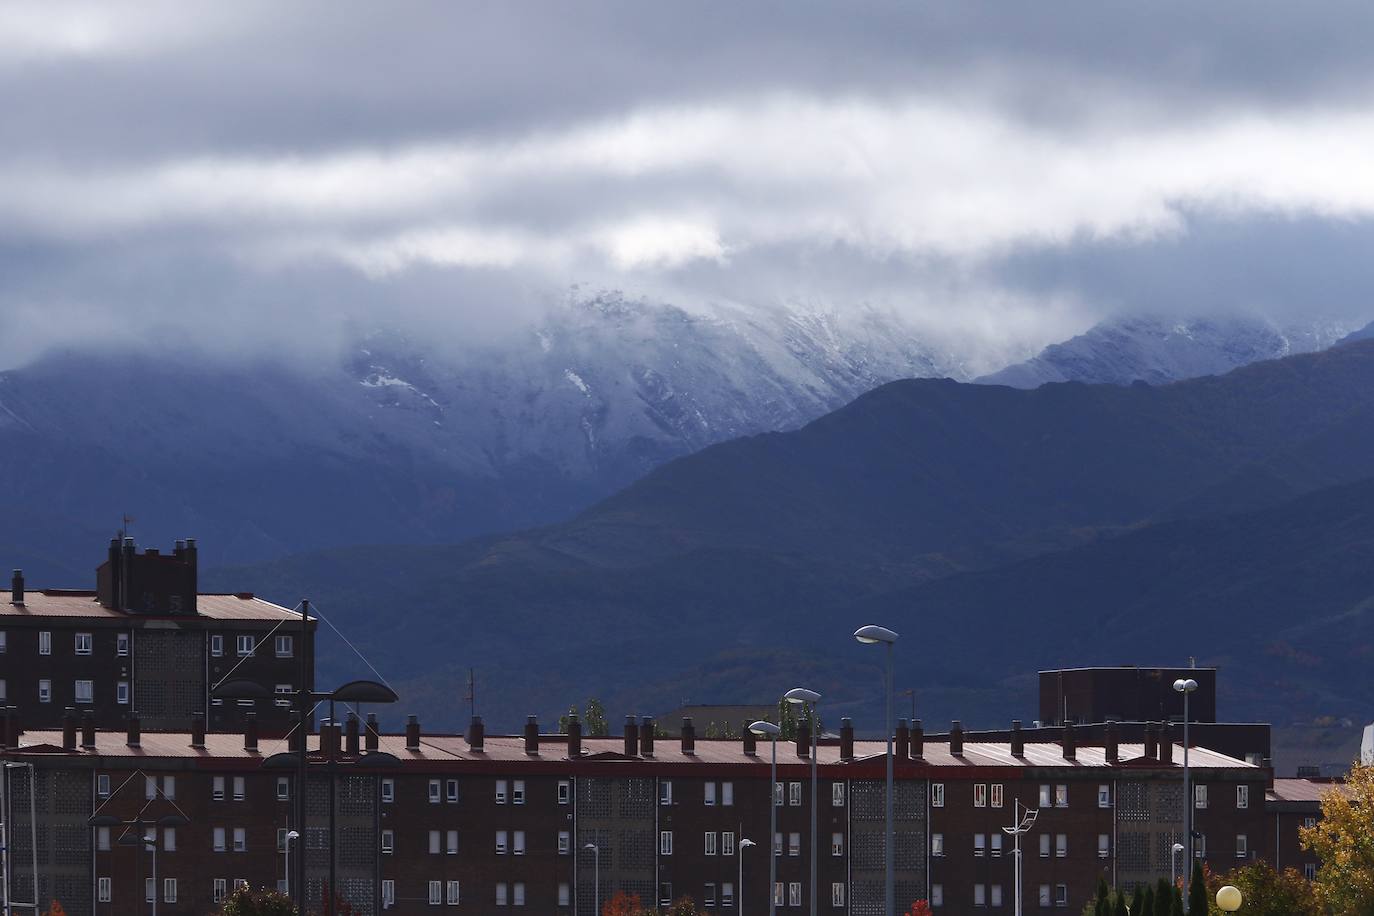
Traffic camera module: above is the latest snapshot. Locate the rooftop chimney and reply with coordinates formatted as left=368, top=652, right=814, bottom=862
left=525, top=716, right=540, bottom=756
left=566, top=714, right=582, bottom=758
left=1159, top=724, right=1173, bottom=764
left=1104, top=721, right=1119, bottom=764
left=1262, top=757, right=1275, bottom=789
left=10, top=569, right=22, bottom=605
left=190, top=713, right=205, bottom=748
left=911, top=719, right=924, bottom=758
left=244, top=712, right=259, bottom=752
left=742, top=722, right=757, bottom=756
left=320, top=719, right=340, bottom=758
left=840, top=718, right=854, bottom=761
left=466, top=716, right=484, bottom=752
left=894, top=719, right=909, bottom=760
left=796, top=718, right=812, bottom=759
left=681, top=717, right=696, bottom=756
left=949, top=720, right=964, bottom=756
left=62, top=708, right=77, bottom=751
left=289, top=712, right=306, bottom=753
left=1010, top=720, right=1025, bottom=757
left=1062, top=721, right=1076, bottom=760
left=366, top=713, right=380, bottom=752
left=81, top=710, right=96, bottom=748
left=345, top=712, right=360, bottom=756
left=640, top=717, right=656, bottom=756
left=623, top=716, right=639, bottom=756
left=1144, top=722, right=1158, bottom=761
left=405, top=715, right=420, bottom=751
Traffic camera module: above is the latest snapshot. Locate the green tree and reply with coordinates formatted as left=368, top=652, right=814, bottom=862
left=1131, top=884, right=1146, bottom=916
left=1113, top=891, right=1128, bottom=916
left=584, top=698, right=610, bottom=737
left=775, top=699, right=798, bottom=740
left=1140, top=884, right=1154, bottom=916
left=704, top=721, right=720, bottom=739
left=558, top=705, right=579, bottom=733
left=219, top=885, right=296, bottom=915
left=1188, top=861, right=1208, bottom=916
left=1095, top=878, right=1110, bottom=916
left=1302, top=762, right=1374, bottom=916
left=1207, top=860, right=1316, bottom=916
left=1154, top=878, right=1172, bottom=916
left=1169, top=884, right=1183, bottom=916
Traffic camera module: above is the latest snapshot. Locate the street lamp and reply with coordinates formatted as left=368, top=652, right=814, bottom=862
left=1174, top=677, right=1198, bottom=910
left=738, top=838, right=756, bottom=916
left=1216, top=886, right=1243, bottom=913
left=784, top=687, right=821, bottom=916
left=584, top=843, right=600, bottom=916
left=89, top=812, right=187, bottom=916
left=1171, top=842, right=1185, bottom=890
left=1001, top=800, right=1038, bottom=916
left=749, top=720, right=782, bottom=916
left=285, top=830, right=301, bottom=898
left=854, top=624, right=899, bottom=916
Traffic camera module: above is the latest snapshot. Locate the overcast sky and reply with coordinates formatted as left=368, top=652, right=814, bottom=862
left=3, top=1, right=1374, bottom=368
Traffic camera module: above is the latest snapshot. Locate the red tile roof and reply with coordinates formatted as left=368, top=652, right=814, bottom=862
left=0, top=590, right=298, bottom=621
left=1268, top=778, right=1348, bottom=803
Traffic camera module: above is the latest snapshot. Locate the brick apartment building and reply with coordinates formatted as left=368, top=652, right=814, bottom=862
left=0, top=708, right=1284, bottom=916
left=0, top=538, right=315, bottom=736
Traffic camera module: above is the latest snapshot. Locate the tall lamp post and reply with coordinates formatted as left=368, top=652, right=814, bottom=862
left=1174, top=677, right=1198, bottom=910
left=1170, top=842, right=1185, bottom=890
left=1001, top=800, right=1038, bottom=916
left=285, top=829, right=301, bottom=898
left=584, top=843, right=599, bottom=916
left=749, top=721, right=782, bottom=916
left=783, top=688, right=821, bottom=916
left=738, top=838, right=756, bottom=916
left=854, top=625, right=899, bottom=916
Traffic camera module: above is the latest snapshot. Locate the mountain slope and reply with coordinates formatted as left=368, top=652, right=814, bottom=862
left=208, top=341, right=1374, bottom=730
left=977, top=314, right=1352, bottom=388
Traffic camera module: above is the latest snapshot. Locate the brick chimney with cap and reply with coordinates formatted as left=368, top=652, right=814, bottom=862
left=623, top=716, right=639, bottom=756
left=128, top=712, right=142, bottom=748
left=345, top=712, right=360, bottom=756
left=1010, top=720, right=1025, bottom=757
left=640, top=717, right=655, bottom=756
left=366, top=713, right=381, bottom=752
left=840, top=718, right=854, bottom=761
left=1144, top=722, right=1158, bottom=760
left=525, top=716, right=540, bottom=756
left=894, top=719, right=909, bottom=760
left=1105, top=721, right=1119, bottom=763
left=466, top=716, right=484, bottom=751
left=796, top=718, right=811, bottom=758
left=10, top=569, right=22, bottom=605
left=405, top=715, right=421, bottom=751
left=81, top=710, right=96, bottom=748
left=949, top=720, right=964, bottom=756
left=244, top=712, right=259, bottom=751
left=566, top=714, right=582, bottom=758
left=911, top=719, right=924, bottom=758
left=1062, top=721, right=1076, bottom=760
left=190, top=713, right=205, bottom=748
left=62, top=708, right=77, bottom=751
left=1160, top=724, right=1173, bottom=764
left=742, top=722, right=757, bottom=756
left=681, top=718, right=696, bottom=756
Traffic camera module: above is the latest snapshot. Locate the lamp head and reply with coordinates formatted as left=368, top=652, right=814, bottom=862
left=584, top=842, right=597, bottom=850
left=783, top=687, right=821, bottom=705
left=1172, top=678, right=1198, bottom=693
left=1172, top=843, right=1184, bottom=853
left=1216, top=885, right=1242, bottom=912
left=287, top=830, right=301, bottom=840
left=853, top=625, right=898, bottom=645
left=739, top=838, right=757, bottom=848
left=748, top=720, right=781, bottom=738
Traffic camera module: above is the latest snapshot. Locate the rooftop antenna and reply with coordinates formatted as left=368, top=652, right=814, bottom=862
left=464, top=668, right=476, bottom=721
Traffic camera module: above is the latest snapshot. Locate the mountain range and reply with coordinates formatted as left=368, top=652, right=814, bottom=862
left=206, top=340, right=1374, bottom=741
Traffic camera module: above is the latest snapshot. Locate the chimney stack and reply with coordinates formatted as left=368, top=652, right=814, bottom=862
left=894, top=719, right=909, bottom=760
left=640, top=717, right=656, bottom=756
left=366, top=713, right=381, bottom=752
left=127, top=712, right=142, bottom=747
left=840, top=718, right=854, bottom=761
left=62, top=708, right=77, bottom=751
left=405, top=715, right=421, bottom=751
left=1010, top=720, right=1025, bottom=757
left=1262, top=757, right=1274, bottom=789
left=911, top=719, right=924, bottom=759
left=1144, top=722, right=1158, bottom=761
left=795, top=718, right=811, bottom=758
left=525, top=716, right=540, bottom=756
left=624, top=716, right=639, bottom=756
left=566, top=714, right=582, bottom=758
left=190, top=713, right=205, bottom=748
left=949, top=720, right=964, bottom=756
left=742, top=722, right=757, bottom=756
left=289, top=712, right=306, bottom=752
left=81, top=710, right=96, bottom=748
left=681, top=718, right=696, bottom=756
left=1062, top=721, right=1076, bottom=760
left=244, top=712, right=259, bottom=752
left=345, top=712, right=360, bottom=756
left=1159, top=724, right=1173, bottom=764
left=1104, top=721, right=1119, bottom=763
left=10, top=569, right=23, bottom=605
left=466, top=715, right=485, bottom=751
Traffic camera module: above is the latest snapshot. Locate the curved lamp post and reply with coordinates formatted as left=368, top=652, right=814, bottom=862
left=738, top=838, right=756, bottom=916
left=1170, top=842, right=1185, bottom=890
left=1216, top=885, right=1242, bottom=913
left=784, top=688, right=821, bottom=916
left=584, top=842, right=600, bottom=916
left=1173, top=677, right=1198, bottom=910
left=854, top=625, right=899, bottom=916
left=749, top=720, right=782, bottom=916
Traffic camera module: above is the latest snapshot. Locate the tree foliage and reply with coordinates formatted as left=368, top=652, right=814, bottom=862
left=41, top=904, right=66, bottom=916
left=1302, top=762, right=1374, bottom=916
left=218, top=885, right=297, bottom=915
left=905, top=901, right=933, bottom=916
left=1206, top=859, right=1317, bottom=916
left=1188, top=861, right=1209, bottom=916
left=604, top=890, right=643, bottom=916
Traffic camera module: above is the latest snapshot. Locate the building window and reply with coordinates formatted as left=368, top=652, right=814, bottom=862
left=559, top=831, right=570, bottom=855
left=558, top=780, right=571, bottom=804
left=1055, top=885, right=1068, bottom=908
left=146, top=878, right=155, bottom=903
left=1098, top=834, right=1110, bottom=858
left=445, top=830, right=457, bottom=854
left=277, top=776, right=289, bottom=800
left=496, top=779, right=508, bottom=804
left=1039, top=784, right=1052, bottom=807
left=429, top=779, right=441, bottom=803
left=163, top=775, right=175, bottom=799
left=382, top=778, right=395, bottom=802
left=1237, top=785, right=1249, bottom=809
left=1055, top=834, right=1067, bottom=858
left=97, top=827, right=110, bottom=850
left=213, top=879, right=227, bottom=903
left=273, top=684, right=292, bottom=708
left=991, top=783, right=1004, bottom=807
left=429, top=830, right=440, bottom=854
left=164, top=878, right=177, bottom=903
left=1305, top=864, right=1317, bottom=880
left=1098, top=784, right=1111, bottom=807
left=662, top=780, right=674, bottom=805
left=233, top=827, right=246, bottom=852
left=832, top=782, right=845, bottom=806
left=117, top=632, right=129, bottom=656
left=213, top=827, right=226, bottom=852
left=430, top=881, right=443, bottom=906
left=974, top=784, right=987, bottom=807
left=381, top=830, right=394, bottom=853
left=513, top=883, right=526, bottom=907
left=1236, top=834, right=1248, bottom=858
left=832, top=832, right=843, bottom=856
left=1039, top=834, right=1050, bottom=857
left=75, top=680, right=93, bottom=704
left=0, top=631, right=5, bottom=653
left=559, top=884, right=571, bottom=907
left=446, top=778, right=459, bottom=802
left=383, top=880, right=395, bottom=908
left=117, top=681, right=129, bottom=704
left=932, top=783, right=945, bottom=807
left=39, top=631, right=50, bottom=655
left=97, top=774, right=110, bottom=797
left=789, top=782, right=802, bottom=806
left=705, top=781, right=717, bottom=806
left=662, top=884, right=675, bottom=907
left=231, top=776, right=244, bottom=801
left=775, top=832, right=782, bottom=856
left=788, top=883, right=802, bottom=907
left=496, top=830, right=508, bottom=854
left=38, top=679, right=50, bottom=703
left=1055, top=784, right=1068, bottom=807
left=1303, top=816, right=1318, bottom=829
left=932, top=833, right=944, bottom=857
left=513, top=830, right=525, bottom=856
left=722, top=883, right=735, bottom=907
left=98, top=877, right=111, bottom=902
left=991, top=833, right=1003, bottom=857
left=974, top=833, right=986, bottom=856
left=447, top=881, right=460, bottom=906
left=0, top=679, right=4, bottom=702
left=75, top=632, right=93, bottom=655
left=705, top=832, right=718, bottom=856
left=775, top=782, right=784, bottom=806
left=991, top=885, right=1003, bottom=908
left=513, top=779, right=525, bottom=804
left=932, top=885, right=944, bottom=908
left=661, top=831, right=674, bottom=855
left=723, top=832, right=735, bottom=856
left=236, top=635, right=255, bottom=656
left=210, top=634, right=223, bottom=656
left=832, top=883, right=845, bottom=907
left=774, top=884, right=785, bottom=907
left=164, top=827, right=177, bottom=851
left=975, top=884, right=986, bottom=907
left=723, top=781, right=735, bottom=805
left=275, top=634, right=293, bottom=657
left=1039, top=886, right=1051, bottom=908
left=1195, top=785, right=1208, bottom=809
left=789, top=832, right=801, bottom=856
left=705, top=883, right=717, bottom=907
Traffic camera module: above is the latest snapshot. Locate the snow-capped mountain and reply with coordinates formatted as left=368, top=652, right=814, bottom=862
left=976, top=314, right=1356, bottom=388
left=0, top=294, right=966, bottom=575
